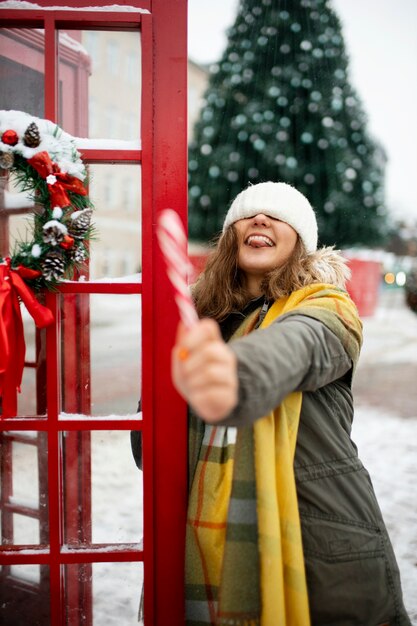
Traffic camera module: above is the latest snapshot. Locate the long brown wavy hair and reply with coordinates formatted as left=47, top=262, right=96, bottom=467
left=192, top=225, right=343, bottom=321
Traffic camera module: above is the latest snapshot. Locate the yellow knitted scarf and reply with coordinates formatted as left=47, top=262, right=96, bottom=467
left=186, top=284, right=362, bottom=626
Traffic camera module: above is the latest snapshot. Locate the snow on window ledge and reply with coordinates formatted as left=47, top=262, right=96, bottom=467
left=0, top=1, right=150, bottom=13
left=61, top=272, right=142, bottom=283
left=61, top=540, right=143, bottom=552
left=74, top=137, right=141, bottom=151
left=5, top=548, right=49, bottom=554
left=59, top=411, right=143, bottom=420
left=59, top=32, right=89, bottom=55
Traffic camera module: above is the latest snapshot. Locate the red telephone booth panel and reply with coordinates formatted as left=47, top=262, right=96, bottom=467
left=0, top=2, right=188, bottom=624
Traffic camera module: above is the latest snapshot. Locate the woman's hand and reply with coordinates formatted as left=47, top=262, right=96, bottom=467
left=172, top=319, right=238, bottom=423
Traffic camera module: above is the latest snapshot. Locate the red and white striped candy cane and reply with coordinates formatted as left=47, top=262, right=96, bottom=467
left=157, top=209, right=198, bottom=329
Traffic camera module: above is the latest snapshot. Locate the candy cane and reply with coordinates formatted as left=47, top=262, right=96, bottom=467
left=157, top=209, right=198, bottom=329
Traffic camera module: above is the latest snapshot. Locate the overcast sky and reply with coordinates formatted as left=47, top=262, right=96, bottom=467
left=188, top=0, right=417, bottom=224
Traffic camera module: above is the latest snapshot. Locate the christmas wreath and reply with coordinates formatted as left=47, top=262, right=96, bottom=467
left=0, top=109, right=94, bottom=288
left=0, top=110, right=95, bottom=418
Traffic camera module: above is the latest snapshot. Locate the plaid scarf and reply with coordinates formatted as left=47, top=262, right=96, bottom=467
left=185, top=284, right=362, bottom=626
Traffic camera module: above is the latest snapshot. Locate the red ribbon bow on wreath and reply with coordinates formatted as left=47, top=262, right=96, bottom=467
left=0, top=260, right=54, bottom=418
left=28, top=151, right=87, bottom=208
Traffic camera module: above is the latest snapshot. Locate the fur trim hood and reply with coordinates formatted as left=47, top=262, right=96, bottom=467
left=305, top=246, right=351, bottom=290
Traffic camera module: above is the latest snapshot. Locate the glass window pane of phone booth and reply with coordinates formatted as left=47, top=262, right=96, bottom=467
left=59, top=293, right=141, bottom=418
left=0, top=564, right=51, bottom=626
left=0, top=28, right=45, bottom=117
left=0, top=432, right=48, bottom=548
left=62, top=429, right=143, bottom=548
left=64, top=562, right=143, bottom=624
left=88, top=163, right=142, bottom=282
left=58, top=30, right=141, bottom=140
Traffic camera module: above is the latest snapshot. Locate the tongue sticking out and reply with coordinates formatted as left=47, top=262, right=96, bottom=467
left=249, top=239, right=269, bottom=248
left=247, top=235, right=273, bottom=248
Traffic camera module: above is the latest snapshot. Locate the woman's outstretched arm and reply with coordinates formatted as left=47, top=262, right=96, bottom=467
left=172, top=314, right=352, bottom=425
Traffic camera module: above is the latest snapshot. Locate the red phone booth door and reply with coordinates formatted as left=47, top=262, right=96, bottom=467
left=0, top=2, right=188, bottom=625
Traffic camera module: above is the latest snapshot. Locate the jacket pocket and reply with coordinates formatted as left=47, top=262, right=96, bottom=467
left=301, top=514, right=396, bottom=626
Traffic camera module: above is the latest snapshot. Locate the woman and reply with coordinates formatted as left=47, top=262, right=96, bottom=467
left=173, top=182, right=410, bottom=626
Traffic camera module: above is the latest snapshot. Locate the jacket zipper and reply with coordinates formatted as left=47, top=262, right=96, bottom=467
left=255, top=298, right=270, bottom=329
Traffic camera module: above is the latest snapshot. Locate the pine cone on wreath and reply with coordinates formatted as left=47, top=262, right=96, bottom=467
left=0, top=151, right=14, bottom=169
left=69, top=244, right=87, bottom=264
left=43, top=221, right=67, bottom=246
left=41, top=249, right=66, bottom=281
left=68, top=209, right=93, bottom=240
left=23, top=122, right=41, bottom=148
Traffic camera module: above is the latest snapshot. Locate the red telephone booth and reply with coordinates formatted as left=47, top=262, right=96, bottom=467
left=0, top=2, right=188, bottom=624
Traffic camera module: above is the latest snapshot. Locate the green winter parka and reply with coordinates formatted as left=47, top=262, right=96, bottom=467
left=217, top=294, right=411, bottom=626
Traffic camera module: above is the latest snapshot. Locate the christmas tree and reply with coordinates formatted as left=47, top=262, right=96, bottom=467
left=188, top=0, right=387, bottom=247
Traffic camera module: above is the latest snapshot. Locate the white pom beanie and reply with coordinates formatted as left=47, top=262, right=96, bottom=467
left=223, top=181, right=318, bottom=254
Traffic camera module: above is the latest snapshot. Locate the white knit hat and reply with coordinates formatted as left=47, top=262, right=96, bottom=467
left=223, top=181, right=318, bottom=253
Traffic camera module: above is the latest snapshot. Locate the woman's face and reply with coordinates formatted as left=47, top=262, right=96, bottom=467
left=234, top=213, right=298, bottom=294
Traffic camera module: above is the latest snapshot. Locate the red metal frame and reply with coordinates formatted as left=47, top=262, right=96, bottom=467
left=0, top=1, right=188, bottom=624
left=148, top=2, right=188, bottom=624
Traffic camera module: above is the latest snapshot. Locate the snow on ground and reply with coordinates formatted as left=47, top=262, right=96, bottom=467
left=359, top=287, right=417, bottom=366
left=352, top=407, right=417, bottom=624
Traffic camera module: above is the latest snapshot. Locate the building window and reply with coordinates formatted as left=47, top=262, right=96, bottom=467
left=106, top=40, right=120, bottom=76
left=104, top=105, right=117, bottom=138
left=126, top=52, right=140, bottom=85
left=103, top=175, right=116, bottom=208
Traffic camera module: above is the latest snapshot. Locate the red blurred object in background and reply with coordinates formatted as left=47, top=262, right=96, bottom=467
left=346, top=258, right=382, bottom=317
left=188, top=251, right=208, bottom=283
